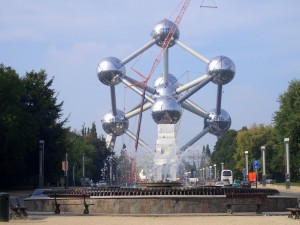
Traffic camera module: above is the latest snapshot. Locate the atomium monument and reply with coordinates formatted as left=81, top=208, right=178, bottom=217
left=97, top=18, right=235, bottom=182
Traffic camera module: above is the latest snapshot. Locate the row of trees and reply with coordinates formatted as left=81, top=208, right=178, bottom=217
left=211, top=79, right=300, bottom=182
left=0, top=64, right=113, bottom=189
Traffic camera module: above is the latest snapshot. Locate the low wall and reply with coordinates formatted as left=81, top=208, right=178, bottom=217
left=24, top=195, right=297, bottom=214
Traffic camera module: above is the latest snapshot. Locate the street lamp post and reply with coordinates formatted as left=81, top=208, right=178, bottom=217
left=284, top=138, right=290, bottom=190
left=82, top=153, right=85, bottom=187
left=214, top=164, right=216, bottom=180
left=245, top=151, right=249, bottom=179
left=261, top=146, right=266, bottom=187
left=38, top=140, right=45, bottom=188
left=73, top=163, right=76, bottom=187
left=199, top=169, right=202, bottom=182
left=209, top=166, right=212, bottom=181
left=221, top=162, right=224, bottom=171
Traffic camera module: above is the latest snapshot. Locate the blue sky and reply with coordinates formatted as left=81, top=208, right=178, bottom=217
left=1, top=0, right=299, bottom=156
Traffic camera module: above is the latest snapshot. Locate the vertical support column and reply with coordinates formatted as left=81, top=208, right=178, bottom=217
left=261, top=146, right=266, bottom=187
left=163, top=49, right=169, bottom=84
left=284, top=138, right=290, bottom=190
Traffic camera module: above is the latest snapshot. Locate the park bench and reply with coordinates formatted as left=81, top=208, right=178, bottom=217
left=225, top=193, right=267, bottom=214
left=287, top=207, right=300, bottom=219
left=49, top=193, right=94, bottom=214
left=9, top=198, right=27, bottom=219
left=287, top=199, right=300, bottom=219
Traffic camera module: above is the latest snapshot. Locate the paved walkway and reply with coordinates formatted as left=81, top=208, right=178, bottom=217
left=4, top=214, right=300, bottom=225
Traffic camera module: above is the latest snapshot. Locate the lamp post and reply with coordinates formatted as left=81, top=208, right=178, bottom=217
left=82, top=153, right=85, bottom=187
left=221, top=162, right=224, bottom=171
left=245, top=151, right=249, bottom=179
left=209, top=166, right=212, bottom=182
left=38, top=140, right=45, bottom=188
left=261, top=146, right=266, bottom=187
left=284, top=138, right=290, bottom=190
left=199, top=169, right=202, bottom=182
left=202, top=167, right=205, bottom=182
left=214, top=164, right=216, bottom=180
left=73, top=163, right=76, bottom=187
left=64, top=153, right=68, bottom=189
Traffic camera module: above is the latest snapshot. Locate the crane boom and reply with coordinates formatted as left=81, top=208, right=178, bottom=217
left=134, top=0, right=191, bottom=152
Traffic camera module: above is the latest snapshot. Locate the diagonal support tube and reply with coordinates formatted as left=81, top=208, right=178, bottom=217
left=181, top=100, right=209, bottom=118
left=175, top=39, right=210, bottom=64
left=123, top=75, right=156, bottom=94
left=121, top=39, right=156, bottom=65
left=124, top=101, right=153, bottom=119
left=125, top=130, right=153, bottom=152
left=120, top=77, right=155, bottom=104
left=177, top=75, right=214, bottom=104
left=179, top=127, right=210, bottom=152
left=175, top=74, right=209, bottom=94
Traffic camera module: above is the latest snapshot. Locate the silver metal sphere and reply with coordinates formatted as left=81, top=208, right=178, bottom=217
left=204, top=109, right=231, bottom=136
left=151, top=96, right=182, bottom=124
left=151, top=19, right=179, bottom=48
left=153, top=74, right=179, bottom=98
left=153, top=73, right=179, bottom=88
left=101, top=109, right=129, bottom=136
left=154, top=84, right=177, bottom=99
left=207, top=56, right=235, bottom=85
left=97, top=57, right=125, bottom=86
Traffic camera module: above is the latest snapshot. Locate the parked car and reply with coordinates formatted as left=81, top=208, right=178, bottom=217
left=215, top=181, right=224, bottom=187
left=232, top=179, right=241, bottom=188
left=266, top=179, right=275, bottom=184
left=240, top=180, right=251, bottom=188
left=222, top=179, right=232, bottom=187
left=96, top=180, right=107, bottom=187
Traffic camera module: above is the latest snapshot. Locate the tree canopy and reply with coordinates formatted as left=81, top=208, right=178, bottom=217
left=0, top=64, right=111, bottom=188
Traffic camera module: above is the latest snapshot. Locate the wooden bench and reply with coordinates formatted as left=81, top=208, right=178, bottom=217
left=49, top=193, right=94, bottom=214
left=287, top=207, right=300, bottom=219
left=225, top=193, right=267, bottom=214
left=9, top=198, right=27, bottom=219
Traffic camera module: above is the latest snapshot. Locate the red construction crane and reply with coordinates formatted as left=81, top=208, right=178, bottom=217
left=134, top=0, right=191, bottom=152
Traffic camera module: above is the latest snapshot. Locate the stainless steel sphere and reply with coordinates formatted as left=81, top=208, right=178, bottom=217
left=151, top=96, right=182, bottom=124
left=97, top=57, right=125, bottom=86
left=206, top=56, right=235, bottom=85
left=153, top=74, right=179, bottom=98
left=153, top=73, right=179, bottom=88
left=204, top=109, right=231, bottom=136
left=101, top=109, right=129, bottom=136
left=151, top=19, right=179, bottom=48
left=154, top=84, right=177, bottom=99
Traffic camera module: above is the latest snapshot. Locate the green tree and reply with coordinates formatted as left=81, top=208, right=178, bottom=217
left=0, top=65, right=38, bottom=187
left=234, top=124, right=275, bottom=179
left=273, top=79, right=300, bottom=181
left=22, top=70, right=67, bottom=185
left=211, top=129, right=237, bottom=174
